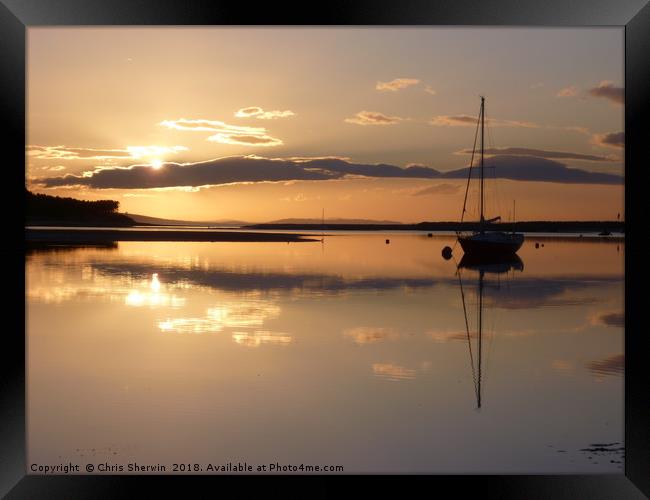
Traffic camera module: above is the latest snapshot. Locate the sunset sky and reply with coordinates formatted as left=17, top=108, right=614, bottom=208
left=26, top=27, right=624, bottom=222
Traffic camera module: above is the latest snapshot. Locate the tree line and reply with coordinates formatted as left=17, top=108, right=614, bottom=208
left=26, top=189, right=135, bottom=226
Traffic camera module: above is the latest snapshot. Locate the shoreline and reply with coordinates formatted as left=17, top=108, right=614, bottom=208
left=244, top=221, right=625, bottom=233
left=26, top=228, right=318, bottom=243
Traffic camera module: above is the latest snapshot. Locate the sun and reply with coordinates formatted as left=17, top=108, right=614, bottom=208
left=150, top=159, right=163, bottom=170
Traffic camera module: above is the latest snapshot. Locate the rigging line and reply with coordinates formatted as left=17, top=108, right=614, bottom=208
left=476, top=274, right=483, bottom=401
left=485, top=111, right=501, bottom=221
left=485, top=110, right=501, bottom=221
left=460, top=101, right=482, bottom=224
left=457, top=266, right=479, bottom=399
left=484, top=288, right=498, bottom=382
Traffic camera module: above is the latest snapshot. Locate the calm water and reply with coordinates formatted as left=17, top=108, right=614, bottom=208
left=26, top=234, right=624, bottom=473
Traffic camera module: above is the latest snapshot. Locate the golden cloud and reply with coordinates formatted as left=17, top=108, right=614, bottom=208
left=591, top=131, right=624, bottom=149
left=235, top=106, right=295, bottom=120
left=430, top=115, right=539, bottom=128
left=344, top=111, right=404, bottom=126
left=557, top=86, right=579, bottom=97
left=376, top=78, right=420, bottom=91
left=27, top=145, right=188, bottom=160
left=160, top=118, right=283, bottom=147
left=588, top=81, right=624, bottom=104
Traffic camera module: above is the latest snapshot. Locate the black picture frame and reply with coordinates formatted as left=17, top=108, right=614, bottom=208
left=2, top=1, right=649, bottom=498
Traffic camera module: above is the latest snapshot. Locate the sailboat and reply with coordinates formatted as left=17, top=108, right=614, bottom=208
left=457, top=96, right=524, bottom=257
left=457, top=253, right=524, bottom=408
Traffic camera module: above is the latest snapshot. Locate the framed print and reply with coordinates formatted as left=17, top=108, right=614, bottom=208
left=2, top=0, right=649, bottom=498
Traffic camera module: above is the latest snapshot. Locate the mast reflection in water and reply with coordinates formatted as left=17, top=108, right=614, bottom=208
left=457, top=254, right=524, bottom=409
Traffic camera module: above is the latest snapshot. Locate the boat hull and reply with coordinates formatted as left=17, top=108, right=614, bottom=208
left=458, top=232, right=524, bottom=257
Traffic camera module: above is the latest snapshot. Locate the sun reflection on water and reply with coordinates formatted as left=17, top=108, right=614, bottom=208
left=157, top=301, right=284, bottom=339
left=231, top=331, right=293, bottom=347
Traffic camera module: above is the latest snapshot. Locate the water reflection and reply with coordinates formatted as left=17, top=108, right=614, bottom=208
left=343, top=327, right=400, bottom=345
left=585, top=353, right=624, bottom=378
left=590, top=311, right=624, bottom=328
left=372, top=363, right=418, bottom=381
left=124, top=273, right=186, bottom=308
left=232, top=331, right=293, bottom=347
left=158, top=301, right=282, bottom=335
left=27, top=236, right=624, bottom=473
left=457, top=254, right=525, bottom=409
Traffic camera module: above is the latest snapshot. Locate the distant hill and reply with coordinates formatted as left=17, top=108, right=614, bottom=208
left=26, top=189, right=136, bottom=227
left=128, top=213, right=248, bottom=227
left=128, top=214, right=402, bottom=226
left=266, top=217, right=402, bottom=225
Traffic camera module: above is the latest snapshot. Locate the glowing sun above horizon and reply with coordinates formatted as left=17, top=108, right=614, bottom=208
left=150, top=159, right=163, bottom=170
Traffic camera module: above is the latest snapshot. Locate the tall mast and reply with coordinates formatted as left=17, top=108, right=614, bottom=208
left=480, top=96, right=485, bottom=227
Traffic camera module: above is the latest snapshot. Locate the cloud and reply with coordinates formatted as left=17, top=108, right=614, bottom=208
left=235, top=106, right=295, bottom=120
left=592, top=131, right=624, bottom=149
left=27, top=145, right=188, bottom=160
left=588, top=81, right=624, bottom=104
left=126, top=145, right=189, bottom=158
left=344, top=111, right=404, bottom=126
left=557, top=86, right=579, bottom=97
left=430, top=115, right=538, bottom=128
left=376, top=78, right=420, bottom=91
left=412, top=183, right=461, bottom=196
left=585, top=353, right=624, bottom=377
left=40, top=165, right=66, bottom=172
left=280, top=193, right=321, bottom=202
left=159, top=118, right=283, bottom=147
left=442, top=155, right=623, bottom=185
left=429, top=114, right=476, bottom=127
left=207, top=133, right=282, bottom=147
left=35, top=155, right=442, bottom=189
left=455, top=147, right=615, bottom=162
left=36, top=153, right=623, bottom=189
left=424, top=85, right=437, bottom=95
left=530, top=82, right=544, bottom=89
left=343, top=327, right=400, bottom=345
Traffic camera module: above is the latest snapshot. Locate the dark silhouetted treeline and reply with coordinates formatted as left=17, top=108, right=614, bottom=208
left=26, top=189, right=136, bottom=226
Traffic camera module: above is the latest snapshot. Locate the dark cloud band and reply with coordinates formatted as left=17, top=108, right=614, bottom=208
left=36, top=154, right=623, bottom=189
left=456, top=147, right=615, bottom=162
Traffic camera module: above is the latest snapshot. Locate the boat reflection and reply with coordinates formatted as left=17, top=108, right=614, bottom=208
left=456, top=254, right=525, bottom=409
left=458, top=253, right=524, bottom=274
